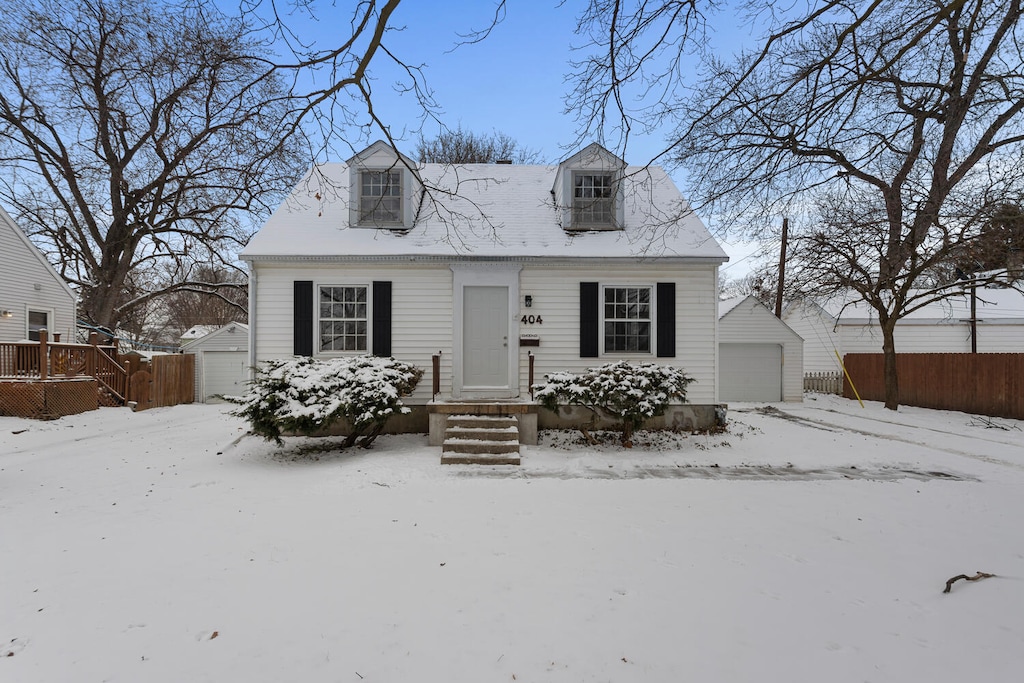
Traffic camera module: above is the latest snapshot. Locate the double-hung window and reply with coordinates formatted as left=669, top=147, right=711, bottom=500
left=319, top=286, right=367, bottom=352
left=572, top=172, right=615, bottom=227
left=359, top=170, right=402, bottom=225
left=603, top=286, right=651, bottom=353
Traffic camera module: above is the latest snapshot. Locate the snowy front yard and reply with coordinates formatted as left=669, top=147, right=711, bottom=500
left=3, top=395, right=1023, bottom=682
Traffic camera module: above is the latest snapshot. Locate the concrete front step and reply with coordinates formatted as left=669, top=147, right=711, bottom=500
left=427, top=401, right=538, bottom=447
left=442, top=438, right=520, bottom=455
left=440, top=452, right=521, bottom=465
left=441, top=413, right=522, bottom=465
left=446, top=414, right=518, bottom=429
left=445, top=426, right=519, bottom=441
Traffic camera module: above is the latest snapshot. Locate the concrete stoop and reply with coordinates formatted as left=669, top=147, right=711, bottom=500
left=440, top=414, right=521, bottom=465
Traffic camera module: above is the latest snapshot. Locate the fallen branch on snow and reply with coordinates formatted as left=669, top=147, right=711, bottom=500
left=968, top=416, right=1020, bottom=431
left=943, top=571, right=995, bottom=594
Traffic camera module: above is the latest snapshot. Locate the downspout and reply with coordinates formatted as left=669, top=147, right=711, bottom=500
left=247, top=262, right=257, bottom=380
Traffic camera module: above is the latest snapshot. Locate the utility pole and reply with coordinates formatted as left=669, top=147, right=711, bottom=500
left=970, top=275, right=978, bottom=353
left=774, top=217, right=788, bottom=318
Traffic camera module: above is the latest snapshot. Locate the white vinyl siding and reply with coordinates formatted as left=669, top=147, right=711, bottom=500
left=251, top=261, right=720, bottom=407
left=519, top=264, right=718, bottom=406
left=0, top=207, right=77, bottom=343
left=783, top=303, right=843, bottom=374
left=786, top=303, right=1024, bottom=373
left=840, top=321, right=1024, bottom=355
left=252, top=263, right=454, bottom=403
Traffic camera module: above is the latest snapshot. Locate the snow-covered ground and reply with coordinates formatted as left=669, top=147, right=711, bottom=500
left=3, top=394, right=1023, bottom=682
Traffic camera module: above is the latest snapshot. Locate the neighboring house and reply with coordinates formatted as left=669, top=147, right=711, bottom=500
left=181, top=322, right=249, bottom=402
left=240, top=141, right=729, bottom=436
left=785, top=287, right=1024, bottom=373
left=718, top=295, right=803, bottom=402
left=0, top=204, right=77, bottom=343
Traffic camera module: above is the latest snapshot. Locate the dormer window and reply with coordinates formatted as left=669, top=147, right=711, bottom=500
left=573, top=172, right=615, bottom=227
left=553, top=143, right=626, bottom=231
left=359, top=170, right=403, bottom=225
left=347, top=141, right=419, bottom=229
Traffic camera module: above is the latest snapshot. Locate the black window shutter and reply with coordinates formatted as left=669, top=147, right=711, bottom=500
left=372, top=281, right=392, bottom=357
left=656, top=282, right=676, bottom=358
left=580, top=282, right=599, bottom=358
left=293, top=280, right=314, bottom=356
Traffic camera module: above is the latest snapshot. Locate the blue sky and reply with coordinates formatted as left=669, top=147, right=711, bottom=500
left=268, top=0, right=764, bottom=276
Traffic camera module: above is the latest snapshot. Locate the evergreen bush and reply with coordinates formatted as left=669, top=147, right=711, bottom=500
left=229, top=356, right=422, bottom=448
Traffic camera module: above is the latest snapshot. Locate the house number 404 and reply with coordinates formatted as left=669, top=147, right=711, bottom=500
left=521, top=314, right=543, bottom=324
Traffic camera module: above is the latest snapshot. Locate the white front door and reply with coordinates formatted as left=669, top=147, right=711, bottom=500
left=463, top=285, right=509, bottom=389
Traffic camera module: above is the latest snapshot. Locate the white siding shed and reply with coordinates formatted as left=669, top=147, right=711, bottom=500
left=719, top=296, right=803, bottom=402
left=182, top=323, right=249, bottom=402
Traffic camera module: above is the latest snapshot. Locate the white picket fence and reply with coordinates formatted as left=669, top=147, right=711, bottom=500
left=804, top=372, right=843, bottom=395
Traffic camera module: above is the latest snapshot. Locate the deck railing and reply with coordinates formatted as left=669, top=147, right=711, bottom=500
left=0, top=330, right=127, bottom=404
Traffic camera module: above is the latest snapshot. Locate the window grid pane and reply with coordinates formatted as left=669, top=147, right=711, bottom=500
left=319, top=286, right=368, bottom=352
left=603, top=287, right=651, bottom=353
left=573, top=173, right=614, bottom=226
left=360, top=171, right=402, bottom=224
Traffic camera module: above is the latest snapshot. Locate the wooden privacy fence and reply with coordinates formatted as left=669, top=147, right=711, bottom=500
left=128, top=353, right=195, bottom=410
left=842, top=353, right=1024, bottom=420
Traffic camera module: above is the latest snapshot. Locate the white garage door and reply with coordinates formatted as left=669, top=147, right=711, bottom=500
left=720, top=343, right=783, bottom=402
left=202, top=350, right=249, bottom=402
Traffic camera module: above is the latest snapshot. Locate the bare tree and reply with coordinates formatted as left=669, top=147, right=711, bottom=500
left=572, top=0, right=1024, bottom=410
left=160, top=264, right=248, bottom=336
left=416, top=127, right=542, bottom=164
left=0, top=0, right=307, bottom=332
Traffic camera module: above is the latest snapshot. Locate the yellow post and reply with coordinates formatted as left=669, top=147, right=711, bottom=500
left=835, top=349, right=864, bottom=408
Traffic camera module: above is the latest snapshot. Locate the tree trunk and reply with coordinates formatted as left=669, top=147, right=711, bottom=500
left=881, top=321, right=900, bottom=411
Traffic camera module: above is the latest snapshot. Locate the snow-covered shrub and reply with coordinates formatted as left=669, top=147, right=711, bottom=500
left=230, top=356, right=422, bottom=448
left=533, top=360, right=694, bottom=447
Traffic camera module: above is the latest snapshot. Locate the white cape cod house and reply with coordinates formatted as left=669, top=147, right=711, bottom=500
left=241, top=142, right=729, bottom=443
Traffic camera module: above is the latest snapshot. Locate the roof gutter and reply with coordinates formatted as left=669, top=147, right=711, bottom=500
left=239, top=253, right=729, bottom=267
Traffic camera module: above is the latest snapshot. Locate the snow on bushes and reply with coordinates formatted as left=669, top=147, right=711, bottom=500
left=533, top=360, right=694, bottom=447
left=230, top=356, right=422, bottom=448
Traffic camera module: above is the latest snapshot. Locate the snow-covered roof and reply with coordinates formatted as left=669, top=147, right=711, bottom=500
left=180, top=322, right=248, bottom=350
left=718, top=296, right=749, bottom=318
left=241, top=161, right=728, bottom=261
left=811, top=286, right=1024, bottom=324
left=180, top=325, right=225, bottom=341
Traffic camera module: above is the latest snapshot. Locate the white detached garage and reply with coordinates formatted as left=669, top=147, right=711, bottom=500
left=719, top=296, right=803, bottom=402
left=182, top=323, right=249, bottom=402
